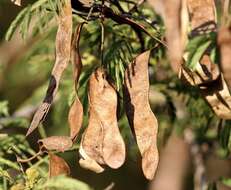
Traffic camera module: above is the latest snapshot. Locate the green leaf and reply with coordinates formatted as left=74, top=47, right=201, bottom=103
left=0, top=167, right=11, bottom=182
left=0, top=101, right=9, bottom=117
left=221, top=178, right=231, bottom=187
left=185, top=32, right=216, bottom=70
left=186, top=40, right=211, bottom=70
left=35, top=175, right=92, bottom=190
left=219, top=125, right=231, bottom=149
left=5, top=7, right=29, bottom=41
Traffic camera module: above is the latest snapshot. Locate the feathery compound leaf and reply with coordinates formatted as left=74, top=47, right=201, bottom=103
left=124, top=50, right=159, bottom=180
left=5, top=7, right=29, bottom=41
left=6, top=0, right=58, bottom=41
left=26, top=0, right=72, bottom=136
left=36, top=175, right=91, bottom=190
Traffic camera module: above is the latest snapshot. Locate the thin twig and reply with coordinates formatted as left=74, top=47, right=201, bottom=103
left=100, top=21, right=105, bottom=66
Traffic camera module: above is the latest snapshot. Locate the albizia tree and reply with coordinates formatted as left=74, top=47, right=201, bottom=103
left=0, top=0, right=231, bottom=189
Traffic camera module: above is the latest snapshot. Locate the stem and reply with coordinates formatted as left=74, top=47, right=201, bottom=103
left=100, top=21, right=105, bottom=66
left=17, top=150, right=43, bottom=163
left=86, top=6, right=94, bottom=22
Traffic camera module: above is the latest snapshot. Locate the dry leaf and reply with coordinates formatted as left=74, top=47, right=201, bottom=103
left=49, top=152, right=70, bottom=177
left=124, top=50, right=159, bottom=180
left=38, top=136, right=73, bottom=152
left=26, top=0, right=72, bottom=136
left=79, top=68, right=126, bottom=171
left=11, top=0, right=21, bottom=6
left=218, top=25, right=231, bottom=88
left=68, top=23, right=85, bottom=141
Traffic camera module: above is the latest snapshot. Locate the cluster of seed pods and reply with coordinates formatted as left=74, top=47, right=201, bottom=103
left=21, top=0, right=231, bottom=181
left=23, top=0, right=159, bottom=180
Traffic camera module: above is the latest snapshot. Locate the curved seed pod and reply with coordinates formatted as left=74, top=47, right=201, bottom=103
left=123, top=50, right=159, bottom=180
left=26, top=0, right=72, bottom=136
left=80, top=68, right=126, bottom=171
left=38, top=136, right=73, bottom=152
left=218, top=26, right=231, bottom=88
left=68, top=23, right=85, bottom=141
left=49, top=152, right=70, bottom=177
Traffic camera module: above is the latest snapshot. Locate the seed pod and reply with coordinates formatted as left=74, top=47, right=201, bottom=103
left=218, top=26, right=231, bottom=88
left=163, top=0, right=187, bottom=73
left=124, top=50, right=159, bottom=180
left=79, top=68, right=126, bottom=171
left=68, top=23, right=85, bottom=141
left=180, top=0, right=231, bottom=119
left=79, top=142, right=104, bottom=173
left=180, top=56, right=231, bottom=119
left=38, top=136, right=73, bottom=152
left=187, top=0, right=216, bottom=33
left=49, top=152, right=70, bottom=177
left=26, top=0, right=72, bottom=136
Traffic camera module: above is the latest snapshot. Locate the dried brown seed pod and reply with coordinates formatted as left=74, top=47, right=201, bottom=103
left=38, top=136, right=73, bottom=152
left=164, top=0, right=186, bottom=73
left=79, top=143, right=104, bottom=173
left=26, top=0, right=72, bottom=136
left=68, top=23, right=85, bottom=141
left=79, top=68, right=126, bottom=172
left=124, top=50, right=159, bottom=180
left=49, top=152, right=70, bottom=177
left=180, top=56, right=231, bottom=119
left=218, top=25, right=231, bottom=88
left=180, top=0, right=231, bottom=119
left=187, top=0, right=216, bottom=32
